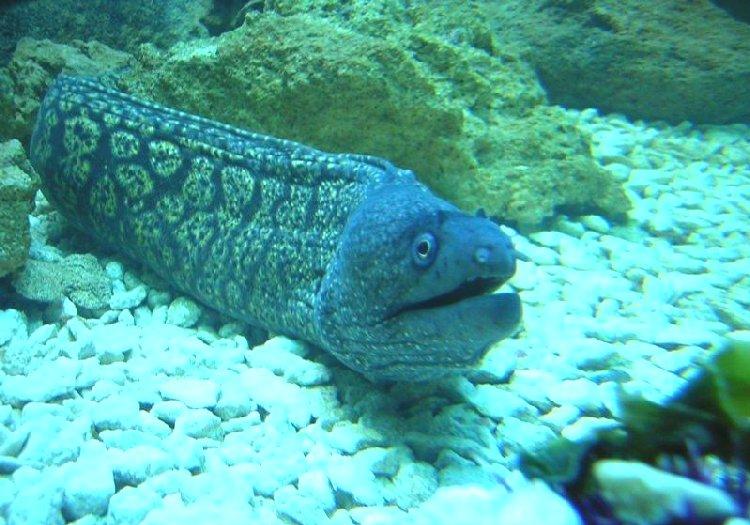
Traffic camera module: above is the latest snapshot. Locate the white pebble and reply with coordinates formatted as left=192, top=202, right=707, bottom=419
left=6, top=471, right=64, bottom=525
left=350, top=506, right=407, bottom=524
left=580, top=215, right=610, bottom=233
left=323, top=420, right=382, bottom=454
left=61, top=297, right=78, bottom=321
left=218, top=322, right=245, bottom=338
left=472, top=340, right=519, bottom=382
left=220, top=412, right=261, bottom=432
left=498, top=417, right=558, bottom=456
left=106, top=485, right=162, bottom=525
left=594, top=460, right=736, bottom=524
left=554, top=218, right=586, bottom=237
left=133, top=305, right=153, bottom=326
left=214, top=379, right=256, bottom=421
left=393, top=462, right=438, bottom=510
left=561, top=417, right=620, bottom=443
left=62, top=459, right=115, bottom=519
left=603, top=162, right=631, bottom=181
left=495, top=481, right=582, bottom=525
left=297, top=470, right=336, bottom=513
left=274, top=485, right=331, bottom=525
left=28, top=323, right=59, bottom=346
left=118, top=308, right=135, bottom=326
left=647, top=323, right=722, bottom=348
left=105, top=261, right=124, bottom=281
left=166, top=297, right=202, bottom=328
left=159, top=378, right=219, bottom=409
left=547, top=378, right=603, bottom=413
left=541, top=405, right=582, bottom=431
left=164, top=432, right=204, bottom=472
left=91, top=395, right=141, bottom=431
left=642, top=275, right=678, bottom=304
left=509, top=260, right=539, bottom=290
left=628, top=168, right=674, bottom=190
left=137, top=411, right=172, bottom=437
left=245, top=337, right=330, bottom=386
left=111, top=445, right=174, bottom=486
left=150, top=400, right=189, bottom=426
left=413, top=486, right=510, bottom=525
left=326, top=455, right=384, bottom=507
left=238, top=368, right=314, bottom=429
left=593, top=130, right=631, bottom=160
left=98, top=429, right=161, bottom=451
left=558, top=237, right=602, bottom=271
left=65, top=317, right=90, bottom=340
left=353, top=446, right=410, bottom=478
left=0, top=309, right=27, bottom=346
left=89, top=324, right=140, bottom=363
left=109, top=284, right=148, bottom=310
left=147, top=290, right=171, bottom=309
left=174, top=408, right=222, bottom=439
left=529, top=231, right=568, bottom=249
left=565, top=338, right=617, bottom=370
left=465, top=385, right=532, bottom=419
left=650, top=346, right=703, bottom=373
left=2, top=359, right=80, bottom=406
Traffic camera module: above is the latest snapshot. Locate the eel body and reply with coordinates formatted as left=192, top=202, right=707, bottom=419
left=29, top=75, right=521, bottom=381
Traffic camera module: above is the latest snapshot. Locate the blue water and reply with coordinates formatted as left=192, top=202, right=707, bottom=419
left=0, top=2, right=749, bottom=524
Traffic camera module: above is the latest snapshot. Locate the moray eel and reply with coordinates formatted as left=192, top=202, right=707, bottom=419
left=29, top=75, right=522, bottom=381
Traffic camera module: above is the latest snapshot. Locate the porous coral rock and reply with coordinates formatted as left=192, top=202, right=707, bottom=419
left=0, top=38, right=133, bottom=143
left=0, top=0, right=211, bottom=63
left=484, top=0, right=750, bottom=124
left=0, top=139, right=38, bottom=278
left=122, top=9, right=627, bottom=226
left=12, top=254, right=112, bottom=311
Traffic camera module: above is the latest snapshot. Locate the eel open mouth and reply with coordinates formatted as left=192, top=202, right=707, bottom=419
left=372, top=275, right=522, bottom=377
left=389, top=276, right=507, bottom=318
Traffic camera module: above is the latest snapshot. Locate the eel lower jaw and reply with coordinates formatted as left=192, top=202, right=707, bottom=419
left=385, top=276, right=522, bottom=353
left=336, top=282, right=522, bottom=381
left=378, top=289, right=522, bottom=371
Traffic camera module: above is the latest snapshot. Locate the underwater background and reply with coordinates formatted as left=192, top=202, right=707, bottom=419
left=0, top=0, right=749, bottom=524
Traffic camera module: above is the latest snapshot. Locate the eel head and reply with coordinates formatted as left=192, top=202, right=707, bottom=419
left=317, top=183, right=522, bottom=381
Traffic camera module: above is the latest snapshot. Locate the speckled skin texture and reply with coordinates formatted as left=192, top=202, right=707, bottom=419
left=30, top=76, right=521, bottom=381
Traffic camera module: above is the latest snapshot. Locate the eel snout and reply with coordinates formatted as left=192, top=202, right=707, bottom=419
left=395, top=214, right=520, bottom=322
left=382, top=215, right=522, bottom=374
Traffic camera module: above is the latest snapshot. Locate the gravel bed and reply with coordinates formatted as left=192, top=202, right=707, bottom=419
left=0, top=110, right=748, bottom=525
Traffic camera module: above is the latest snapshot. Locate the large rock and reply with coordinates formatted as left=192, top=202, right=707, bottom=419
left=485, top=0, right=750, bottom=124
left=0, top=0, right=212, bottom=63
left=0, top=38, right=133, bottom=143
left=122, top=10, right=627, bottom=226
left=427, top=105, right=627, bottom=225
left=0, top=139, right=38, bottom=278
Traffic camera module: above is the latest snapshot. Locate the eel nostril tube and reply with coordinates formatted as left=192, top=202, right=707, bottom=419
left=474, top=246, right=491, bottom=264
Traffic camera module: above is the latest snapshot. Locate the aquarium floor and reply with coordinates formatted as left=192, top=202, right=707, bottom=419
left=0, top=110, right=748, bottom=525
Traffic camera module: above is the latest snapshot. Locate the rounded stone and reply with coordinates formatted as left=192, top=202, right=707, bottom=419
left=159, top=378, right=219, bottom=409
left=166, top=297, right=202, bottom=328
left=62, top=460, right=115, bottom=520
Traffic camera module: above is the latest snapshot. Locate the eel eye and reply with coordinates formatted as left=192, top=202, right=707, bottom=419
left=412, top=232, right=437, bottom=267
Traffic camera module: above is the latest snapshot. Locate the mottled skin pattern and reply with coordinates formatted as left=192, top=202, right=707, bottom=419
left=30, top=76, right=521, bottom=381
